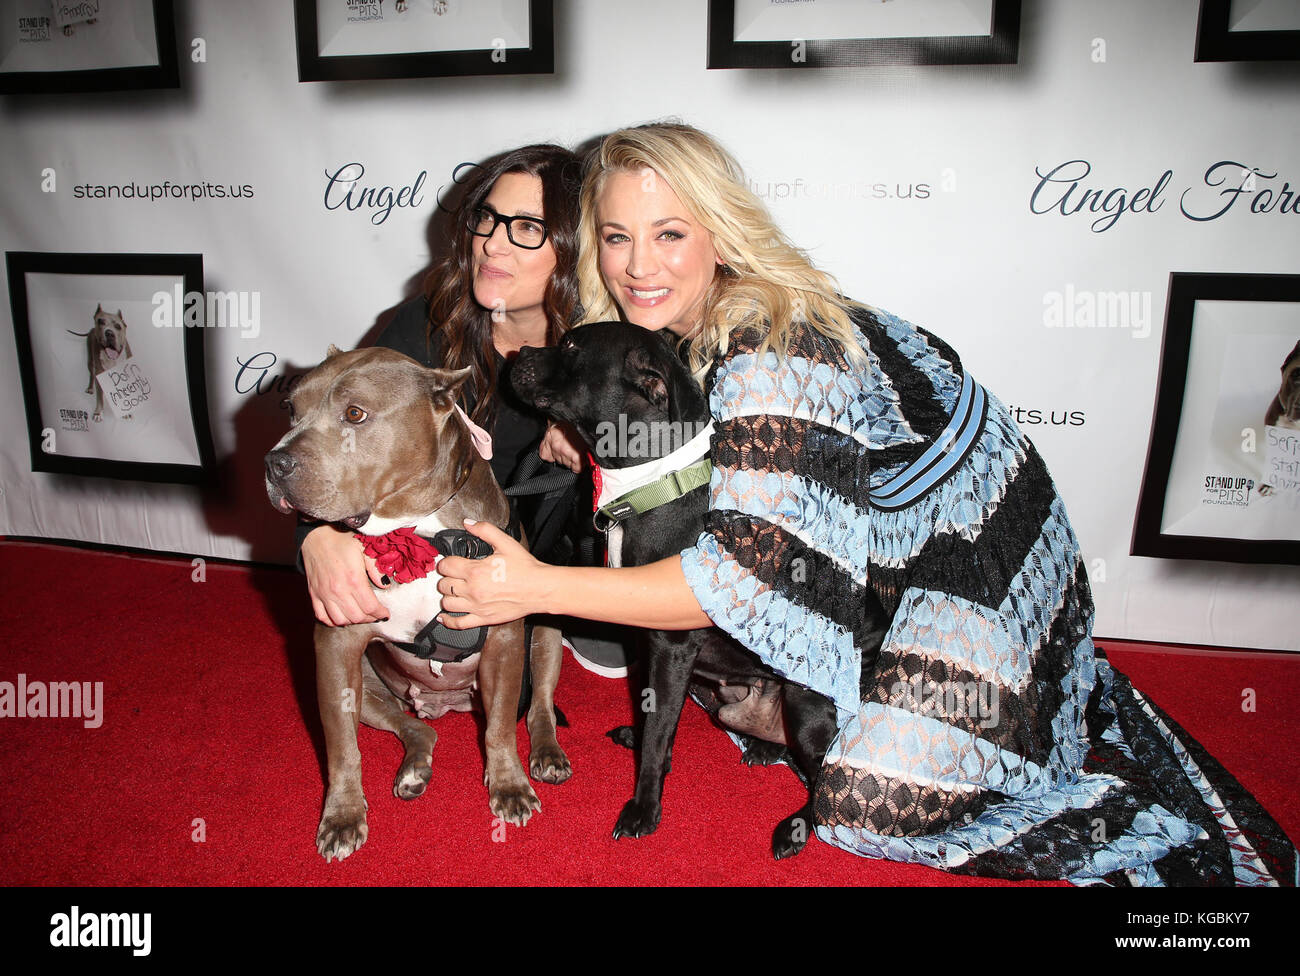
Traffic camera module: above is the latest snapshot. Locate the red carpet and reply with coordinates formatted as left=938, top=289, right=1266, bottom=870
left=0, top=539, right=1295, bottom=886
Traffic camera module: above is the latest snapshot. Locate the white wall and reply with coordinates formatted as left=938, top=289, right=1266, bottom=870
left=2, top=0, right=1298, bottom=649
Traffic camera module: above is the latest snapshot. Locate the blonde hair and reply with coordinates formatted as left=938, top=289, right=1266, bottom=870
left=578, top=121, right=866, bottom=381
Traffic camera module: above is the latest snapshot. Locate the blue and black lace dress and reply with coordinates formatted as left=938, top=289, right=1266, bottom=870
left=679, top=304, right=1295, bottom=886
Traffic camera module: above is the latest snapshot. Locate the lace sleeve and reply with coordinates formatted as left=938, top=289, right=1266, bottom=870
left=679, top=330, right=881, bottom=717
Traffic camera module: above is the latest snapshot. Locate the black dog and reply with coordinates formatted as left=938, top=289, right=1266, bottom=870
left=512, top=322, right=845, bottom=858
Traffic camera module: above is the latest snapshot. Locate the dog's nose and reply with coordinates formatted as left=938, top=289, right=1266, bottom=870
left=265, top=450, right=297, bottom=483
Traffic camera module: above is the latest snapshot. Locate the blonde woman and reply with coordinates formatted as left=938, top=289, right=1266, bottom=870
left=437, top=123, right=1292, bottom=885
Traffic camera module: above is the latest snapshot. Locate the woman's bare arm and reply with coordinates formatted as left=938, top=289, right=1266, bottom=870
left=301, top=524, right=390, bottom=626
left=435, top=519, right=711, bottom=631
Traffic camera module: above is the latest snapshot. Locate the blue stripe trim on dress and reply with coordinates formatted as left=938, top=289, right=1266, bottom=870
left=869, top=371, right=987, bottom=511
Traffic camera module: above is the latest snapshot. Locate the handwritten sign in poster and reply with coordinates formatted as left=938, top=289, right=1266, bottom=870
left=1263, top=425, right=1300, bottom=503
left=51, top=0, right=100, bottom=30
left=95, top=356, right=152, bottom=420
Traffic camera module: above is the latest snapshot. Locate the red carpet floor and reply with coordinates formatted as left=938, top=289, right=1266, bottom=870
left=0, top=540, right=1296, bottom=886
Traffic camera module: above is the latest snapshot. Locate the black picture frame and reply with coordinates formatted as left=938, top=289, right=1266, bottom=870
left=6, top=251, right=216, bottom=486
left=294, top=0, right=553, bottom=81
left=707, top=0, right=1020, bottom=68
left=0, top=0, right=178, bottom=95
left=1195, top=0, right=1300, bottom=62
left=1132, top=272, right=1300, bottom=566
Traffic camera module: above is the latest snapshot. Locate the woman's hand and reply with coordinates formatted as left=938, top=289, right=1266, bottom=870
left=538, top=421, right=585, bottom=473
left=437, top=521, right=712, bottom=631
left=301, top=524, right=390, bottom=627
left=436, top=520, right=554, bottom=628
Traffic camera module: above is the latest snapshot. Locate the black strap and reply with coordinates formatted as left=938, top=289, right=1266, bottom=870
left=390, top=517, right=522, bottom=663
left=504, top=448, right=577, bottom=499
left=503, top=448, right=578, bottom=565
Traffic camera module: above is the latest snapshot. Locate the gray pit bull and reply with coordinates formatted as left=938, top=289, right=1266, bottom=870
left=264, top=345, right=570, bottom=861
left=67, top=304, right=132, bottom=423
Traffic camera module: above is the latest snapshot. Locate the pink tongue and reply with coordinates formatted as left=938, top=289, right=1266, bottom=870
left=105, top=347, right=121, bottom=360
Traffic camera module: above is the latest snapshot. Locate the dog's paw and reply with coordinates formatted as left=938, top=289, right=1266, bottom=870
left=741, top=737, right=791, bottom=767
left=393, top=754, right=433, bottom=800
left=612, top=798, right=661, bottom=839
left=771, top=811, right=812, bottom=860
left=606, top=725, right=637, bottom=750
left=488, top=778, right=541, bottom=826
left=317, top=802, right=368, bottom=862
left=92, top=410, right=103, bottom=423
left=529, top=743, right=572, bottom=784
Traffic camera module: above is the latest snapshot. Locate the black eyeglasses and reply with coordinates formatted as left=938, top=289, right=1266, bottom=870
left=467, top=205, right=549, bottom=249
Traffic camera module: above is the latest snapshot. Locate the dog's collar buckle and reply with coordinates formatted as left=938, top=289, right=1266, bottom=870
left=593, top=499, right=636, bottom=534
left=593, top=457, right=712, bottom=532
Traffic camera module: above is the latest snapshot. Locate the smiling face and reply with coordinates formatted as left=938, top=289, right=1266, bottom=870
left=470, top=171, right=556, bottom=325
left=595, top=169, right=723, bottom=338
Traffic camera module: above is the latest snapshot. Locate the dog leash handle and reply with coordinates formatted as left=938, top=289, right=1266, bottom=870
left=430, top=528, right=496, bottom=560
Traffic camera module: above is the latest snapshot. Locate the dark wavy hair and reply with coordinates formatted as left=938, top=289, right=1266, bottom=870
left=424, top=144, right=582, bottom=430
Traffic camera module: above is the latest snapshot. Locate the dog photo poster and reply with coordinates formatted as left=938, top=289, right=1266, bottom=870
left=1221, top=0, right=1300, bottom=34
left=315, top=0, right=530, bottom=59
left=732, top=0, right=996, bottom=42
left=20, top=271, right=202, bottom=468
left=1160, top=299, right=1300, bottom=544
left=0, top=0, right=158, bottom=74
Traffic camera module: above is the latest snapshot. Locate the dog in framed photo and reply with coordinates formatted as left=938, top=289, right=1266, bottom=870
left=1265, top=339, right=1300, bottom=431
left=1258, top=339, right=1299, bottom=498
left=67, top=304, right=132, bottom=423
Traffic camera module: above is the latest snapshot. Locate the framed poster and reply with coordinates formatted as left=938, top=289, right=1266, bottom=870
left=707, top=0, right=1021, bottom=68
left=1132, top=273, right=1300, bottom=565
left=1195, top=0, right=1300, bottom=62
left=6, top=251, right=216, bottom=485
left=295, top=0, right=553, bottom=81
left=0, top=0, right=178, bottom=94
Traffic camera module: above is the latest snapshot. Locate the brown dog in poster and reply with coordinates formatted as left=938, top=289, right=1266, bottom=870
left=68, top=304, right=132, bottom=423
left=1266, top=340, right=1300, bottom=431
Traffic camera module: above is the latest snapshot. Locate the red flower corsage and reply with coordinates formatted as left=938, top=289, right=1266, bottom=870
left=356, top=527, right=439, bottom=584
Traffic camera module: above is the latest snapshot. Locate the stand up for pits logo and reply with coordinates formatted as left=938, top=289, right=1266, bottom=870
left=17, top=14, right=52, bottom=41
left=1202, top=475, right=1254, bottom=507
left=346, top=0, right=384, bottom=22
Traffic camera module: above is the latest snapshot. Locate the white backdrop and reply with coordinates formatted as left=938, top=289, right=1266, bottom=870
left=1, top=0, right=1298, bottom=650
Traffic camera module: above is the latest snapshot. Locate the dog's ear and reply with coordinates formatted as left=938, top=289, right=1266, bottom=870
left=624, top=344, right=672, bottom=411
left=625, top=340, right=706, bottom=422
left=325, top=343, right=344, bottom=359
left=95, top=303, right=103, bottom=315
left=426, top=365, right=473, bottom=407
left=1285, top=340, right=1300, bottom=369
